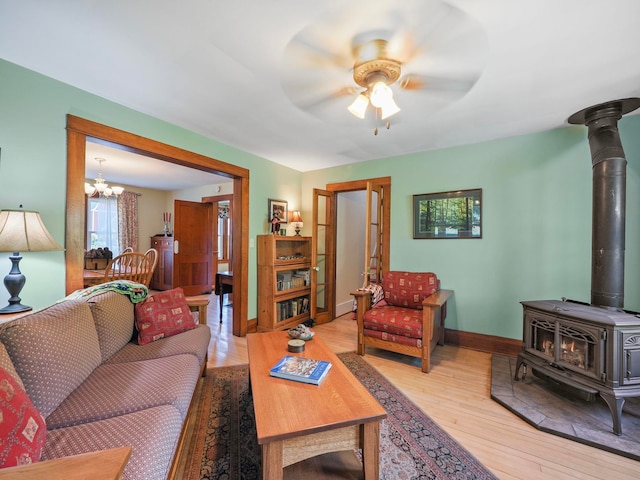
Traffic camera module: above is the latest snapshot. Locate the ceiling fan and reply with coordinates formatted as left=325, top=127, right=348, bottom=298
left=347, top=38, right=403, bottom=121
left=280, top=1, right=488, bottom=133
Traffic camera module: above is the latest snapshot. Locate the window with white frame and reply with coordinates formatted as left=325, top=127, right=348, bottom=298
left=87, top=196, right=120, bottom=253
left=218, top=201, right=231, bottom=261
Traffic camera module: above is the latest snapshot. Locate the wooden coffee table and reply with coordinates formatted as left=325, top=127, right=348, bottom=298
left=247, top=331, right=387, bottom=479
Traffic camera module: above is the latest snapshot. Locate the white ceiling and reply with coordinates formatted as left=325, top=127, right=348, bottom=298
left=84, top=142, right=230, bottom=191
left=2, top=0, right=640, bottom=179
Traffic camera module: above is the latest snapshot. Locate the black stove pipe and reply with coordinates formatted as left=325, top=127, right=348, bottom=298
left=568, top=98, right=640, bottom=309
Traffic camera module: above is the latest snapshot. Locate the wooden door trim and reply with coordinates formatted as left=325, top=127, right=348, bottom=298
left=66, top=115, right=250, bottom=336
left=326, top=176, right=391, bottom=192
left=202, top=194, right=234, bottom=289
left=201, top=194, right=234, bottom=203
left=324, top=177, right=391, bottom=317
left=311, top=188, right=336, bottom=324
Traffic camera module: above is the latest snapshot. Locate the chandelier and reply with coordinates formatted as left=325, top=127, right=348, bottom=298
left=85, top=158, right=124, bottom=198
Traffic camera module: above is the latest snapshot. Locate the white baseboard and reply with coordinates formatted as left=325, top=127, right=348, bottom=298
left=335, top=299, right=353, bottom=317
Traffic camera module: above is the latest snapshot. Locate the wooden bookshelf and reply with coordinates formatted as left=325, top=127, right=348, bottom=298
left=257, top=235, right=311, bottom=331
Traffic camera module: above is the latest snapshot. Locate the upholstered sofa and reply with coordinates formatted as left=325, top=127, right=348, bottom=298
left=0, top=283, right=211, bottom=479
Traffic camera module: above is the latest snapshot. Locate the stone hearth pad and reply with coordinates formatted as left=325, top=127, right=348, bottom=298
left=491, top=354, right=640, bottom=461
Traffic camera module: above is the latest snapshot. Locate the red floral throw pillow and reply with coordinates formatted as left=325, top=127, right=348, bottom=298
left=0, top=366, right=47, bottom=468
left=134, top=288, right=196, bottom=345
left=382, top=271, right=439, bottom=309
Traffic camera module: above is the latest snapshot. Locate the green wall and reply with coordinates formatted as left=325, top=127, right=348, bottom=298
left=0, top=59, right=302, bottom=314
left=2, top=57, right=639, bottom=341
left=301, top=115, right=640, bottom=339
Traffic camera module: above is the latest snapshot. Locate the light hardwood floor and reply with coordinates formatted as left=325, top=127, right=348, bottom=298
left=204, top=298, right=639, bottom=479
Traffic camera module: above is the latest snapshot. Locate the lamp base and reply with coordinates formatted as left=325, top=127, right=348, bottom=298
left=1, top=253, right=32, bottom=315
left=0, top=303, right=32, bottom=315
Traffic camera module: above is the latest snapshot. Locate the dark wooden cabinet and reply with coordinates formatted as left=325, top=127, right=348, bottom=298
left=150, top=236, right=173, bottom=290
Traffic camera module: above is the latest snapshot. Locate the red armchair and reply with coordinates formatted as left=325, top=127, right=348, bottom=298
left=351, top=271, right=452, bottom=373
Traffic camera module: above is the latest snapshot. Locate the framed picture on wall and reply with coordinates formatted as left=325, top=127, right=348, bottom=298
left=413, top=188, right=482, bottom=239
left=268, top=198, right=288, bottom=224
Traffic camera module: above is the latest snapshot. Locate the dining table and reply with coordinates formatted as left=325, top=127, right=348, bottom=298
left=214, top=271, right=233, bottom=323
left=83, top=269, right=106, bottom=288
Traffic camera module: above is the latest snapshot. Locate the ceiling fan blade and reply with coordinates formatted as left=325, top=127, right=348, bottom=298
left=286, top=36, right=354, bottom=71
left=385, top=31, right=418, bottom=64
left=399, top=74, right=478, bottom=93
left=293, top=85, right=359, bottom=112
left=281, top=18, right=359, bottom=117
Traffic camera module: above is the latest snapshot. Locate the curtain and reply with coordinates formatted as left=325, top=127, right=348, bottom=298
left=117, top=191, right=139, bottom=252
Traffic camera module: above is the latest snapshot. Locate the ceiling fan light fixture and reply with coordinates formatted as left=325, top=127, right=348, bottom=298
left=349, top=40, right=403, bottom=124
left=348, top=93, right=369, bottom=119
left=369, top=81, right=400, bottom=119
left=369, top=81, right=391, bottom=108
left=379, top=98, right=401, bottom=119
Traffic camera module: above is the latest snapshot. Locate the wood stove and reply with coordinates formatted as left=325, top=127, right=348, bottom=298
left=516, top=299, right=640, bottom=435
left=515, top=98, right=640, bottom=435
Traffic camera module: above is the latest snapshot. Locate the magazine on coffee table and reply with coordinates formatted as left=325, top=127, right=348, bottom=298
left=269, top=355, right=332, bottom=385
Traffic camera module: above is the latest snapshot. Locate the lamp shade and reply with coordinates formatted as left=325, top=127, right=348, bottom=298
left=369, top=81, right=393, bottom=108
left=348, top=93, right=369, bottom=119
left=290, top=211, right=303, bottom=223
left=85, top=183, right=97, bottom=196
left=369, top=81, right=400, bottom=119
left=0, top=210, right=63, bottom=253
left=380, top=98, right=401, bottom=119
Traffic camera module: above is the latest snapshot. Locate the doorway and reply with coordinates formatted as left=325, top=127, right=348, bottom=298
left=335, top=191, right=367, bottom=316
left=202, top=194, right=233, bottom=283
left=65, top=115, right=250, bottom=336
left=326, top=176, right=391, bottom=319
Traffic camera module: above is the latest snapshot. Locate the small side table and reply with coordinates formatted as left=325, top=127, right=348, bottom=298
left=0, top=310, right=31, bottom=325
left=0, top=446, right=131, bottom=480
left=186, top=295, right=210, bottom=325
left=214, top=271, right=233, bottom=324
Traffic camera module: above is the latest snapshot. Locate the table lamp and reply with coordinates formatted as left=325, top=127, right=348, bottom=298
left=291, top=211, right=303, bottom=236
left=0, top=208, right=63, bottom=314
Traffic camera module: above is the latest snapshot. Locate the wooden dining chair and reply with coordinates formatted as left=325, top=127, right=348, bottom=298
left=141, top=248, right=158, bottom=287
left=103, top=248, right=158, bottom=287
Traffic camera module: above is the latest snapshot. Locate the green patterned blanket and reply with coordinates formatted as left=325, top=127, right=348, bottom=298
left=64, top=280, right=149, bottom=304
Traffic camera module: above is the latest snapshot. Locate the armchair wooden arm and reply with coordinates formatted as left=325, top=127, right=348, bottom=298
left=351, top=289, right=371, bottom=357
left=423, top=289, right=453, bottom=347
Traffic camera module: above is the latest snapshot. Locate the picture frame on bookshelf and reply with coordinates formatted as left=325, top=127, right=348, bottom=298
left=268, top=198, right=288, bottom=224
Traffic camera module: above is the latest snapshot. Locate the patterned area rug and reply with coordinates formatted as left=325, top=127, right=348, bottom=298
left=183, top=352, right=497, bottom=479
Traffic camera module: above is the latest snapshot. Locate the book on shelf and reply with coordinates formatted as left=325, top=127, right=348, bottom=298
left=277, top=270, right=309, bottom=291
left=269, top=355, right=332, bottom=385
left=276, top=296, right=310, bottom=322
left=294, top=269, right=310, bottom=285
